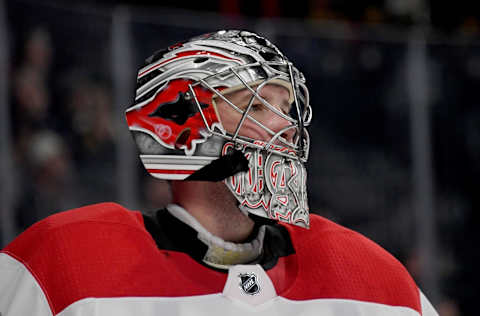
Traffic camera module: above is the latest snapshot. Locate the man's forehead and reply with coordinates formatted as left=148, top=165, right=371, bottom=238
left=256, top=85, right=291, bottom=112
left=217, top=78, right=295, bottom=102
left=228, top=83, right=292, bottom=107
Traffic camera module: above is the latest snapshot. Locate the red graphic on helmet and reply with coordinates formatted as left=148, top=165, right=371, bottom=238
left=126, top=79, right=220, bottom=153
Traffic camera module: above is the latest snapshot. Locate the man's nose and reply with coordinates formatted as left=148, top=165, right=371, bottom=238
left=266, top=112, right=295, bottom=144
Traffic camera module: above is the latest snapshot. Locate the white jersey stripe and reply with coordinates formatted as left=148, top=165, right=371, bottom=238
left=0, top=253, right=53, bottom=316
left=56, top=295, right=423, bottom=316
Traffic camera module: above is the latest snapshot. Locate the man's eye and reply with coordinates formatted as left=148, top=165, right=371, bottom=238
left=250, top=104, right=262, bottom=111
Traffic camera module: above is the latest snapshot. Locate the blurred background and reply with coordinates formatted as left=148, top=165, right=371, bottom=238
left=1, top=0, right=479, bottom=314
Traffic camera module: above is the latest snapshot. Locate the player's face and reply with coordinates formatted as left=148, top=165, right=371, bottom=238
left=214, top=84, right=295, bottom=144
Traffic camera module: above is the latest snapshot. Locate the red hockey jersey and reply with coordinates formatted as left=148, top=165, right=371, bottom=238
left=0, top=202, right=438, bottom=315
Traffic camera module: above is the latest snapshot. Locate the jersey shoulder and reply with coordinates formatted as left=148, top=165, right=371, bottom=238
left=1, top=202, right=158, bottom=314
left=3, top=202, right=145, bottom=257
left=283, top=213, right=421, bottom=313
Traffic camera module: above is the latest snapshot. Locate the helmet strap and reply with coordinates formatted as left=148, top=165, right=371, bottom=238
left=186, top=148, right=248, bottom=182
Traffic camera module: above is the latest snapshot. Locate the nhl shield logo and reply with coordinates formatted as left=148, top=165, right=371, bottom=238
left=238, top=273, right=260, bottom=295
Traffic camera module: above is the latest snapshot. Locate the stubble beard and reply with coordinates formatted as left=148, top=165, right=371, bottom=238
left=203, top=181, right=255, bottom=241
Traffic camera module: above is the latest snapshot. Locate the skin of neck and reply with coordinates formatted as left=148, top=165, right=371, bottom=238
left=170, top=180, right=255, bottom=243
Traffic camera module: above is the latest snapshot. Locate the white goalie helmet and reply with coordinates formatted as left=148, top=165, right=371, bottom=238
left=126, top=30, right=312, bottom=228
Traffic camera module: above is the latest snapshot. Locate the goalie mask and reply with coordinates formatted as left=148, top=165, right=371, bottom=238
left=126, top=30, right=312, bottom=228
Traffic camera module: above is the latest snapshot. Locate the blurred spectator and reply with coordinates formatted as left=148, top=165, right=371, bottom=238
left=12, top=66, right=49, bottom=133
left=11, top=27, right=53, bottom=163
left=459, top=16, right=479, bottom=35
left=67, top=77, right=114, bottom=158
left=22, top=27, right=52, bottom=75
left=61, top=72, right=117, bottom=203
left=15, top=130, right=79, bottom=231
left=437, top=299, right=460, bottom=316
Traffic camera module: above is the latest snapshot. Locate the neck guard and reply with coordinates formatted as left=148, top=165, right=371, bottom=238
left=167, top=204, right=265, bottom=269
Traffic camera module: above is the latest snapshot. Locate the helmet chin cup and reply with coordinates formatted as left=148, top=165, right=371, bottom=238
left=223, top=143, right=309, bottom=228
